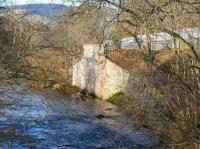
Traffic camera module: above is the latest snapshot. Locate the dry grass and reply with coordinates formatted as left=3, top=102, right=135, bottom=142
left=107, top=49, right=147, bottom=75
left=26, top=48, right=81, bottom=95
left=112, top=49, right=200, bottom=148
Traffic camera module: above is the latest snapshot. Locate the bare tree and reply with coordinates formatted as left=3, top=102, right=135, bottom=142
left=64, top=0, right=200, bottom=148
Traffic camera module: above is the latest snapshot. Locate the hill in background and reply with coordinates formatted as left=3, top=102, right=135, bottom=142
left=12, top=4, right=71, bottom=18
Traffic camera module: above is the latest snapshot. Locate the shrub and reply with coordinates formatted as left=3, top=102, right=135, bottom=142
left=123, top=51, right=200, bottom=148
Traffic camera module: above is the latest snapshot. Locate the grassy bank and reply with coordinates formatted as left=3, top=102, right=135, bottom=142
left=108, top=50, right=200, bottom=148
left=26, top=48, right=80, bottom=95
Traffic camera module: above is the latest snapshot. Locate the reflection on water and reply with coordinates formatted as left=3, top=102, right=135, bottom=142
left=0, top=86, right=154, bottom=149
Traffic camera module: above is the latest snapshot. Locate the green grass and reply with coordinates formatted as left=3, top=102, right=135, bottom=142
left=107, top=92, right=124, bottom=105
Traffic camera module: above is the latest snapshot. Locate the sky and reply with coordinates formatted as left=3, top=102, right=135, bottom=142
left=6, top=0, right=74, bottom=5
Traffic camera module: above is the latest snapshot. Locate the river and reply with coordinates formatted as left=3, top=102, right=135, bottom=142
left=0, top=85, right=155, bottom=149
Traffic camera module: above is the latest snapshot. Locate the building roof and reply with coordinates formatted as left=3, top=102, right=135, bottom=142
left=121, top=32, right=172, bottom=43
left=180, top=27, right=200, bottom=39
left=121, top=28, right=200, bottom=49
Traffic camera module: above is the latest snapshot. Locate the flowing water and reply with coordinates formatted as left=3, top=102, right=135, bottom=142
left=0, top=85, right=155, bottom=149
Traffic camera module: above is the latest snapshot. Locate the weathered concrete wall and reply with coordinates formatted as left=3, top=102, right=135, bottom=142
left=103, top=59, right=129, bottom=98
left=73, top=44, right=130, bottom=99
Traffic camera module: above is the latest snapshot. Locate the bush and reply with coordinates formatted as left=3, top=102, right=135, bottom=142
left=123, top=51, right=200, bottom=148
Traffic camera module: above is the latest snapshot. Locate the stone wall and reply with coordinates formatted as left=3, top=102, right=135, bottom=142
left=73, top=44, right=130, bottom=99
